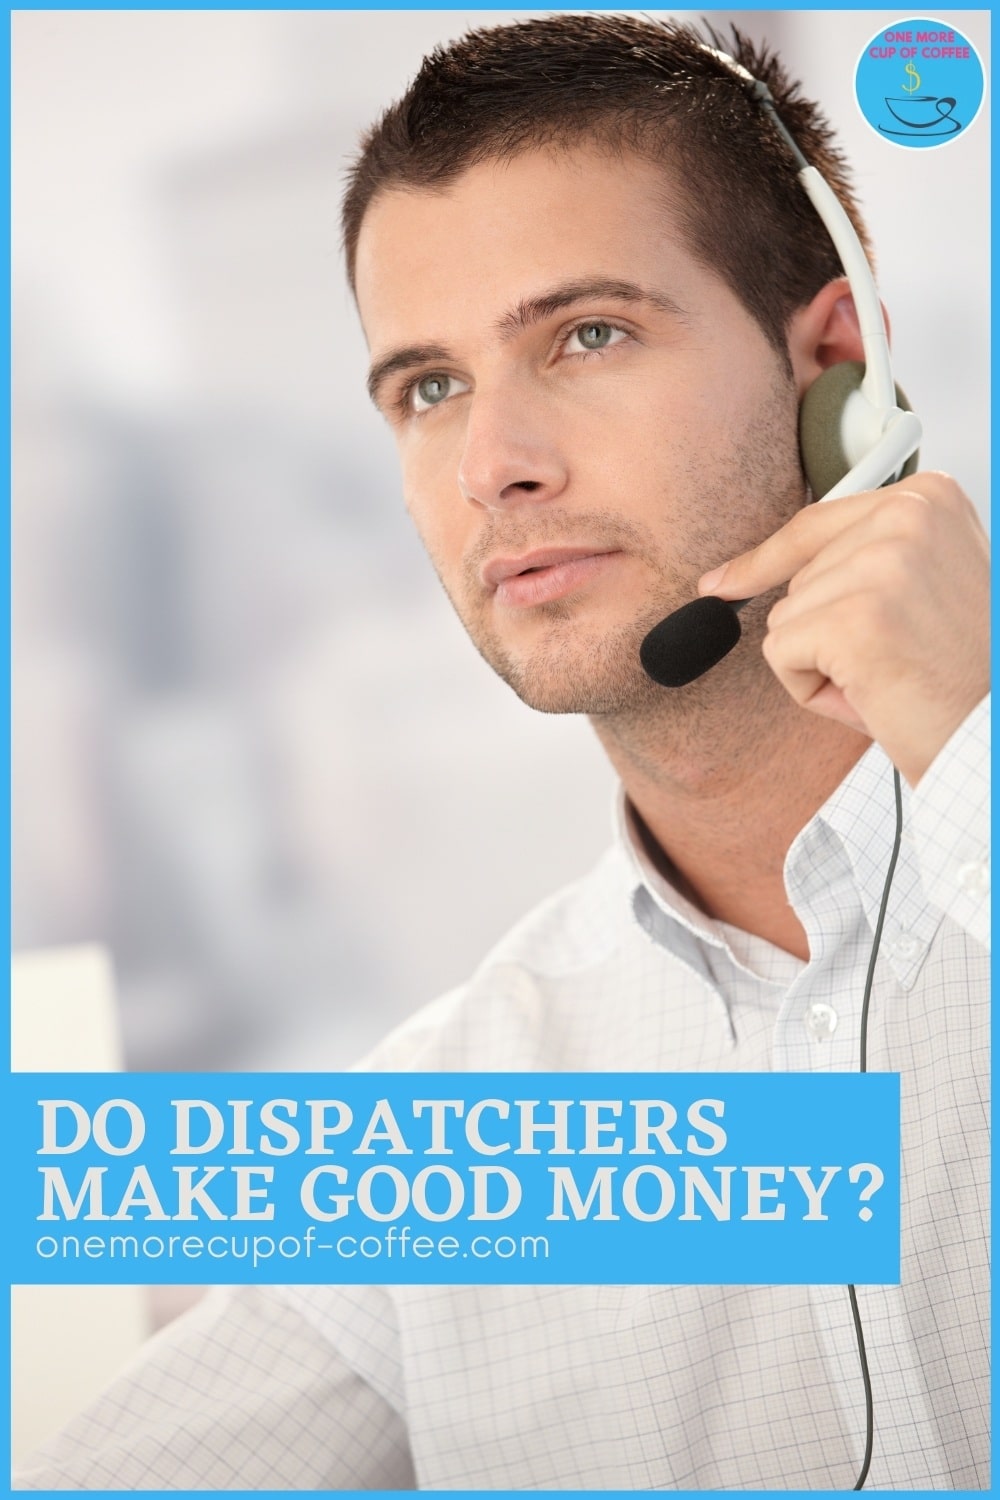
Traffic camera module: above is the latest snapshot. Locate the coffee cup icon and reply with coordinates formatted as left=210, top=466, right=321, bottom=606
left=882, top=95, right=961, bottom=134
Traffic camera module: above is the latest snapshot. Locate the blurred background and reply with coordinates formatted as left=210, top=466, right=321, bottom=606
left=12, top=10, right=990, bottom=1074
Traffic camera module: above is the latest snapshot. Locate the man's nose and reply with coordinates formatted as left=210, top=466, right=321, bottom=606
left=457, top=385, right=569, bottom=510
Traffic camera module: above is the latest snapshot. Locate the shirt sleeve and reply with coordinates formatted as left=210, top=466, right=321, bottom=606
left=910, top=693, right=990, bottom=950
left=12, top=1284, right=416, bottom=1491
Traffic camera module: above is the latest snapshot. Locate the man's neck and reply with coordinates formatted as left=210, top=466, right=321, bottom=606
left=591, top=692, right=870, bottom=960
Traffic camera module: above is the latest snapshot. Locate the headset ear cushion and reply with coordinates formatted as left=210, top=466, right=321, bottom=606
left=799, top=360, right=920, bottom=499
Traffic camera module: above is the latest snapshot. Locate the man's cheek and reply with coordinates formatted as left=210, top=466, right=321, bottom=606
left=400, top=473, right=439, bottom=539
left=402, top=495, right=465, bottom=587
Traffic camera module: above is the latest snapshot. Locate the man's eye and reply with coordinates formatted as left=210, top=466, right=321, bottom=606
left=410, top=373, right=469, bottom=413
left=565, top=321, right=628, bottom=354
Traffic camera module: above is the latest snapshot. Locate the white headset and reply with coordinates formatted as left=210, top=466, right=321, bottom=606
left=703, top=46, right=922, bottom=502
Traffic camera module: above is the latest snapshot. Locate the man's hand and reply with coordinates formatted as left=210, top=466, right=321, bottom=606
left=697, top=472, right=990, bottom=787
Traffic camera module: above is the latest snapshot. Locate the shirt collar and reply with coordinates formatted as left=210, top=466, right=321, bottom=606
left=615, top=790, right=729, bottom=953
left=810, top=740, right=943, bottom=987
left=615, top=741, right=942, bottom=990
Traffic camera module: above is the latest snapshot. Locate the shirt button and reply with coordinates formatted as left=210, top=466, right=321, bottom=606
left=890, top=932, right=920, bottom=960
left=957, top=860, right=990, bottom=897
left=805, top=1002, right=839, bottom=1040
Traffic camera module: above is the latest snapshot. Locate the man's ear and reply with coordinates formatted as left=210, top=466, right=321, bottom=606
left=786, top=275, right=893, bottom=398
left=789, top=277, right=906, bottom=499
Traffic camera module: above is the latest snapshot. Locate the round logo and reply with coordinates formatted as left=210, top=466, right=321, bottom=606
left=855, top=17, right=985, bottom=148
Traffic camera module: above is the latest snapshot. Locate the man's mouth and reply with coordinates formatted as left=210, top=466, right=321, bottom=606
left=481, top=547, right=621, bottom=607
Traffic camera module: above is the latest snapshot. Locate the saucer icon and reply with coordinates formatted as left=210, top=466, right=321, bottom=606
left=881, top=95, right=962, bottom=136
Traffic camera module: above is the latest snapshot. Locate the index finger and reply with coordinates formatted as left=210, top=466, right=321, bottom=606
left=696, top=488, right=883, bottom=601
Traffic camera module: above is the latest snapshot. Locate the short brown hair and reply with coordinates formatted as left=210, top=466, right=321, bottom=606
left=341, top=14, right=871, bottom=355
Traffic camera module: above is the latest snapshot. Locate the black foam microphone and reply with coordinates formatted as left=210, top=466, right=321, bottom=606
left=639, top=596, right=749, bottom=688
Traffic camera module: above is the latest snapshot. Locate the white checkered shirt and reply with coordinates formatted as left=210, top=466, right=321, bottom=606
left=16, top=697, right=989, bottom=1491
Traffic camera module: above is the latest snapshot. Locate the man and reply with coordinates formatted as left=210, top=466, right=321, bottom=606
left=16, top=14, right=988, bottom=1491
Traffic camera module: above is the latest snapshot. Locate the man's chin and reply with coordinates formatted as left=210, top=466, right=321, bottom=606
left=477, top=627, right=668, bottom=717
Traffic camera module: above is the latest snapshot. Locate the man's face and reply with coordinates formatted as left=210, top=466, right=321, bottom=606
left=355, top=145, right=807, bottom=715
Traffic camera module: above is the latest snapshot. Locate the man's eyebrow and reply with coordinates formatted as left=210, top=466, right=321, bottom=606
left=367, top=343, right=452, bottom=409
left=494, top=278, right=688, bottom=338
left=365, top=279, right=686, bottom=409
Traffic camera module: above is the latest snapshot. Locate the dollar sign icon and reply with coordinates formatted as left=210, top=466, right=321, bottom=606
left=902, top=61, right=921, bottom=93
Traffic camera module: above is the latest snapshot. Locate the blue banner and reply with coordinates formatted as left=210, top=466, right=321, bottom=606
left=7, top=1072, right=899, bottom=1285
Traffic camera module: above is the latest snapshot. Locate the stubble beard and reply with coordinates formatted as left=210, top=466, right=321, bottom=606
left=430, top=373, right=806, bottom=729
left=459, top=509, right=694, bottom=716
